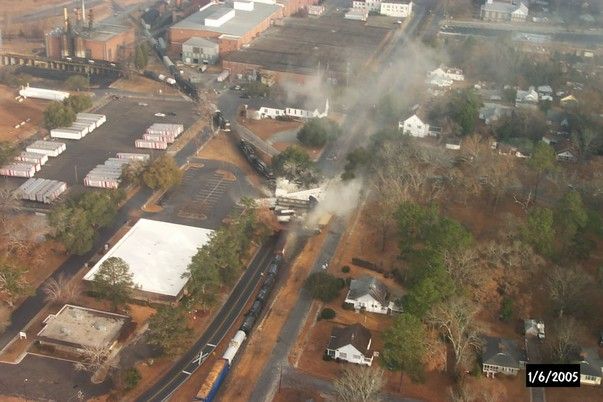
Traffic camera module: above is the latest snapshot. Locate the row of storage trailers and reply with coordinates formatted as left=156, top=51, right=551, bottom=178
left=83, top=153, right=150, bottom=189
left=50, top=113, right=107, bottom=140
left=134, top=123, right=184, bottom=150
left=16, top=178, right=67, bottom=204
left=0, top=141, right=66, bottom=178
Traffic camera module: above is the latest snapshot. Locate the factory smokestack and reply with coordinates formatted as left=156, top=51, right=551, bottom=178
left=63, top=7, right=68, bottom=29
left=82, top=0, right=86, bottom=24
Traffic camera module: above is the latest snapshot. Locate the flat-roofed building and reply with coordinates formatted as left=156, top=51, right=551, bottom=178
left=36, top=304, right=130, bottom=354
left=169, top=0, right=283, bottom=55
left=83, top=219, right=214, bottom=302
left=182, top=37, right=220, bottom=64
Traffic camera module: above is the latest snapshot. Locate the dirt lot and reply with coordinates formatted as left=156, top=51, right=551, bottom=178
left=110, top=75, right=180, bottom=96
left=273, top=387, right=325, bottom=402
left=0, top=84, right=48, bottom=143
left=239, top=118, right=302, bottom=141
left=218, top=232, right=327, bottom=401
left=548, top=385, right=603, bottom=402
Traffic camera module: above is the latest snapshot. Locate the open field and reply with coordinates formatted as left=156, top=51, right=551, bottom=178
left=0, top=85, right=47, bottom=143
left=239, top=118, right=302, bottom=141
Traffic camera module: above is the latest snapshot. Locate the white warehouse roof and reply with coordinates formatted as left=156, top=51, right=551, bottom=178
left=83, top=219, right=213, bottom=297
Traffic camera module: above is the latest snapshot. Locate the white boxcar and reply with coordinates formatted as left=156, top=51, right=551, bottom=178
left=26, top=141, right=66, bottom=157
left=0, top=163, right=36, bottom=177
left=51, top=127, right=85, bottom=140
left=117, top=153, right=150, bottom=161
left=19, top=85, right=70, bottom=101
left=15, top=151, right=48, bottom=166
left=135, top=139, right=168, bottom=149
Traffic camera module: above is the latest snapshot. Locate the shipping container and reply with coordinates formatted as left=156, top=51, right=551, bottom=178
left=0, top=163, right=36, bottom=177
left=166, top=78, right=176, bottom=85
left=15, top=151, right=48, bottom=166
left=19, top=85, right=69, bottom=101
left=195, top=359, right=229, bottom=401
left=222, top=330, right=246, bottom=364
left=146, top=123, right=184, bottom=136
left=135, top=139, right=168, bottom=149
left=50, top=127, right=85, bottom=140
left=117, top=153, right=150, bottom=161
left=216, top=70, right=230, bottom=82
left=26, top=141, right=66, bottom=157
left=143, top=133, right=175, bottom=143
left=16, top=178, right=66, bottom=203
left=68, top=122, right=92, bottom=136
left=73, top=119, right=97, bottom=132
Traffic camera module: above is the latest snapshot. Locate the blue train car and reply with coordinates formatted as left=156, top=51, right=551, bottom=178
left=194, top=359, right=229, bottom=401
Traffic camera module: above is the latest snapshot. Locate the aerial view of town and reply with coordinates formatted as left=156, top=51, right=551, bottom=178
left=0, top=0, right=602, bottom=401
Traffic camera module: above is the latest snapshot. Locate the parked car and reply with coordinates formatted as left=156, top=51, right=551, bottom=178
left=138, top=102, right=148, bottom=106
left=154, top=112, right=166, bottom=117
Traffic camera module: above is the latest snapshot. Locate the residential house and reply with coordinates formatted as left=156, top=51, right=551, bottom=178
left=537, top=85, right=553, bottom=102
left=481, top=0, right=529, bottom=22
left=524, top=319, right=545, bottom=340
left=575, top=348, right=603, bottom=386
left=345, top=7, right=369, bottom=21
left=482, top=336, right=526, bottom=377
left=479, top=103, right=513, bottom=124
left=352, top=0, right=381, bottom=11
left=553, top=139, right=577, bottom=162
left=326, top=323, right=375, bottom=366
left=560, top=94, right=578, bottom=107
left=399, top=112, right=432, bottom=138
left=380, top=0, right=413, bottom=18
left=308, top=5, right=325, bottom=16
left=496, top=143, right=529, bottom=158
left=285, top=98, right=329, bottom=119
left=426, top=66, right=464, bottom=88
left=345, top=276, right=391, bottom=314
left=516, top=87, right=539, bottom=108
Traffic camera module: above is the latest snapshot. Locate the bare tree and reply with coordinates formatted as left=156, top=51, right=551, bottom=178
left=546, top=265, right=589, bottom=318
left=427, top=297, right=482, bottom=375
left=42, top=274, right=80, bottom=305
left=443, top=247, right=483, bottom=290
left=333, top=365, right=385, bottom=402
left=74, top=345, right=116, bottom=373
left=0, top=188, right=20, bottom=229
left=0, top=263, right=30, bottom=307
left=547, top=317, right=583, bottom=362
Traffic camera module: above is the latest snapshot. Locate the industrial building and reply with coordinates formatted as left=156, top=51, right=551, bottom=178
left=36, top=304, right=130, bottom=354
left=480, top=0, right=528, bottom=22
left=83, top=219, right=214, bottom=303
left=45, top=6, right=135, bottom=62
left=222, top=15, right=392, bottom=83
left=169, top=0, right=283, bottom=56
left=182, top=37, right=220, bottom=64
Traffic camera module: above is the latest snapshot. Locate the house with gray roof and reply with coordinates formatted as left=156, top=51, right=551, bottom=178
left=481, top=0, right=528, bottom=22
left=326, top=323, right=375, bottom=366
left=481, top=336, right=526, bottom=377
left=345, top=276, right=392, bottom=314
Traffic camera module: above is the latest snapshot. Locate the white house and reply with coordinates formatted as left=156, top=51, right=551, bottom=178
left=479, top=103, right=513, bottom=124
left=352, top=0, right=382, bottom=12
left=482, top=336, right=526, bottom=377
left=515, top=87, right=539, bottom=108
left=285, top=98, right=329, bottom=119
left=577, top=348, right=603, bottom=386
left=481, top=0, right=528, bottom=22
left=257, top=106, right=286, bottom=119
left=326, top=323, right=374, bottom=366
left=524, top=319, right=545, bottom=340
left=426, top=67, right=464, bottom=88
left=380, top=0, right=413, bottom=18
left=345, top=276, right=390, bottom=314
left=399, top=113, right=431, bottom=137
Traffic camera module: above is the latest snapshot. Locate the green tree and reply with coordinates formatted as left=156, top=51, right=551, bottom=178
left=121, top=160, right=148, bottom=187
left=341, top=147, right=370, bottom=181
left=303, top=271, right=343, bottom=302
left=134, top=44, right=148, bottom=70
left=0, top=260, right=31, bottom=307
left=424, top=217, right=473, bottom=253
left=65, top=75, right=90, bottom=91
left=555, top=190, right=588, bottom=248
left=43, top=101, right=76, bottom=130
left=147, top=306, right=192, bottom=355
left=521, top=207, right=555, bottom=256
left=122, top=367, right=141, bottom=391
left=184, top=245, right=221, bottom=309
left=91, top=257, right=136, bottom=309
left=404, top=267, right=455, bottom=318
left=63, top=93, right=92, bottom=113
left=271, top=146, right=319, bottom=186
left=528, top=142, right=556, bottom=198
left=449, top=89, right=481, bottom=136
left=297, top=118, right=340, bottom=148
left=396, top=202, right=439, bottom=253
left=142, top=155, right=183, bottom=190
left=381, top=313, right=426, bottom=381
left=0, top=141, right=17, bottom=166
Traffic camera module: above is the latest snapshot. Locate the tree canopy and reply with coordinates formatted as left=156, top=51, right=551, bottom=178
left=147, top=306, right=192, bottom=355
left=333, top=366, right=385, bottom=402
left=521, top=207, right=555, bottom=257
left=48, top=190, right=124, bottom=255
left=63, top=93, right=92, bottom=113
left=142, top=155, right=183, bottom=190
left=448, top=89, right=481, bottom=136
left=303, top=271, right=344, bottom=302
left=65, top=75, right=90, bottom=91
left=134, top=44, right=149, bottom=70
left=91, top=257, right=136, bottom=309
left=44, top=101, right=76, bottom=130
left=381, top=313, right=427, bottom=381
left=296, top=118, right=340, bottom=148
left=271, top=146, right=319, bottom=187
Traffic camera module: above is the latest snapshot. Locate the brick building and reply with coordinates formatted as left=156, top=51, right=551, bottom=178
left=169, top=0, right=283, bottom=56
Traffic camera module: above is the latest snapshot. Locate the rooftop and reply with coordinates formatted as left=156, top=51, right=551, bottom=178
left=172, top=1, right=281, bottom=38
left=37, top=304, right=129, bottom=349
left=83, top=219, right=214, bottom=297
left=223, top=15, right=391, bottom=76
left=482, top=336, right=525, bottom=368
left=347, top=276, right=389, bottom=305
left=183, top=36, right=219, bottom=48
left=327, top=323, right=372, bottom=353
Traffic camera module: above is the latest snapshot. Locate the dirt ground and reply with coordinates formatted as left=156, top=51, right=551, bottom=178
left=218, top=231, right=328, bottom=402
left=272, top=387, right=326, bottom=402
left=547, top=385, right=603, bottom=402
left=196, top=132, right=263, bottom=188
left=239, top=118, right=302, bottom=141
left=0, top=84, right=48, bottom=143
left=110, top=75, right=180, bottom=96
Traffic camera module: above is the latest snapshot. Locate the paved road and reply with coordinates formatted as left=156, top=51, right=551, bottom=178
left=136, top=238, right=278, bottom=402
left=247, top=218, right=347, bottom=402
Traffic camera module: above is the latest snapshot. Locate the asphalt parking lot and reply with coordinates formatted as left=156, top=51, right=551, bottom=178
left=152, top=158, right=256, bottom=229
left=35, top=97, right=198, bottom=187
